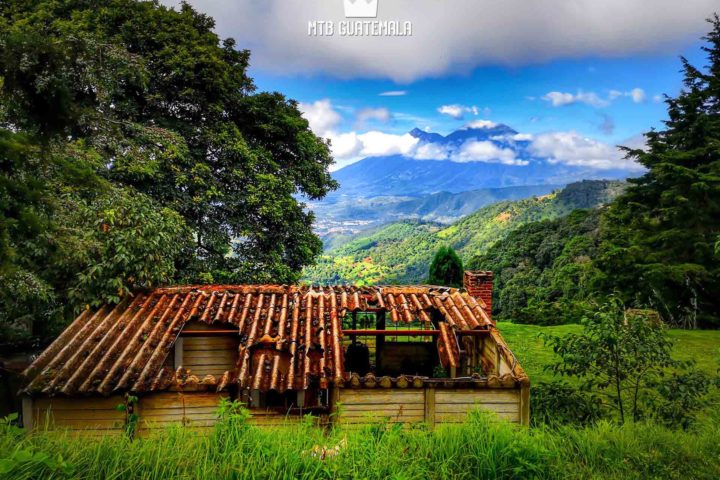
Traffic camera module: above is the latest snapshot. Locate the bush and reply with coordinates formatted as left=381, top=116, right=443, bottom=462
left=531, top=382, right=603, bottom=427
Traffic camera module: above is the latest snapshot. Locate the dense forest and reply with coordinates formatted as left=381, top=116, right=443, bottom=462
left=0, top=0, right=336, bottom=340
left=303, top=180, right=626, bottom=286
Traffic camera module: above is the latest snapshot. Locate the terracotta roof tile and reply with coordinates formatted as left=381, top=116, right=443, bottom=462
left=22, top=284, right=496, bottom=395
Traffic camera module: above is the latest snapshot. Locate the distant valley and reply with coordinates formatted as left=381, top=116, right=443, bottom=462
left=304, top=180, right=627, bottom=285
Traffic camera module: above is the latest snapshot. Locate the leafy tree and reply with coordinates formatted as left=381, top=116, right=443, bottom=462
left=544, top=299, right=706, bottom=425
left=0, top=0, right=335, bottom=338
left=428, top=246, right=463, bottom=287
left=598, top=15, right=720, bottom=328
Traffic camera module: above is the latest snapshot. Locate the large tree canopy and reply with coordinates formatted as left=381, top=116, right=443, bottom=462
left=598, top=15, right=720, bottom=328
left=0, top=0, right=336, bottom=338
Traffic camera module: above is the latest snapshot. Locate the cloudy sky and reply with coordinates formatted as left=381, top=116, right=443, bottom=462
left=165, top=0, right=716, bottom=170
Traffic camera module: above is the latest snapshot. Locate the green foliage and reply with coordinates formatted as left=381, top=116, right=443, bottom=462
left=304, top=181, right=624, bottom=285
left=0, top=0, right=335, bottom=338
left=531, top=381, right=603, bottom=427
left=471, top=209, right=604, bottom=324
left=648, top=371, right=710, bottom=429
left=427, top=246, right=463, bottom=287
left=597, top=16, right=720, bottom=328
left=544, top=300, right=709, bottom=425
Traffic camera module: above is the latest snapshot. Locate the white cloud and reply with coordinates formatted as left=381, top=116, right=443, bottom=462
left=653, top=94, right=664, bottom=103
left=165, top=0, right=715, bottom=82
left=464, top=120, right=498, bottom=129
left=298, top=99, right=341, bottom=136
left=438, top=104, right=479, bottom=119
left=542, top=91, right=609, bottom=108
left=379, top=90, right=407, bottom=96
left=356, top=131, right=419, bottom=157
left=457, top=141, right=527, bottom=165
left=529, top=131, right=642, bottom=170
left=512, top=133, right=534, bottom=141
left=414, top=142, right=450, bottom=160
left=356, top=107, right=392, bottom=125
left=629, top=88, right=646, bottom=103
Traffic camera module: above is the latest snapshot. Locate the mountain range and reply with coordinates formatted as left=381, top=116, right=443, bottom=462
left=309, top=122, right=637, bottom=243
left=330, top=123, right=635, bottom=198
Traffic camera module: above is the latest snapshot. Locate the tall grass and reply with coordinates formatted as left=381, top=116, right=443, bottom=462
left=1, top=410, right=719, bottom=479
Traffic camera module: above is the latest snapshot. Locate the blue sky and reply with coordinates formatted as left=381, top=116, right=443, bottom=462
left=166, top=0, right=715, bottom=170
left=254, top=44, right=705, bottom=141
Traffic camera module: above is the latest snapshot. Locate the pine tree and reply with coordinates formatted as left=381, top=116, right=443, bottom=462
left=428, top=246, right=464, bottom=287
left=599, top=15, right=720, bottom=328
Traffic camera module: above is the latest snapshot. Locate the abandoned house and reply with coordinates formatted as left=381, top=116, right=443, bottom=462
left=20, top=271, right=529, bottom=435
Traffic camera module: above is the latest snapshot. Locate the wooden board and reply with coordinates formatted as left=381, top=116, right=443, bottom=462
left=335, top=387, right=522, bottom=426
left=138, top=392, right=228, bottom=434
left=32, top=396, right=126, bottom=434
left=181, top=336, right=238, bottom=378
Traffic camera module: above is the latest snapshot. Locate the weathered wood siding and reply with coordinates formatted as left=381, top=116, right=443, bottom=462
left=338, top=389, right=425, bottom=425
left=182, top=337, right=239, bottom=377
left=138, top=392, right=227, bottom=434
left=31, top=396, right=126, bottom=436
left=434, top=389, right=520, bottom=423
left=337, top=387, right=523, bottom=426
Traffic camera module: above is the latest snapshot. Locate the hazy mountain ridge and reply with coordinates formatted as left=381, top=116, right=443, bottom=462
left=329, top=123, right=635, bottom=198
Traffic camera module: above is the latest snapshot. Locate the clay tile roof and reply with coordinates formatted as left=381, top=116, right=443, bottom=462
left=22, top=284, right=494, bottom=396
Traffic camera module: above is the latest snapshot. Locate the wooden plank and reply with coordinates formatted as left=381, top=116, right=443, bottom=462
left=183, top=351, right=236, bottom=360
left=143, top=412, right=218, bottom=422
left=141, top=406, right=219, bottom=416
left=174, top=337, right=183, bottom=368
left=140, top=393, right=227, bottom=409
left=183, top=358, right=235, bottom=367
left=35, top=418, right=125, bottom=429
left=339, top=391, right=424, bottom=405
left=424, top=388, right=435, bottom=426
left=435, top=390, right=519, bottom=404
left=435, top=403, right=519, bottom=414
left=340, top=403, right=424, bottom=413
left=183, top=337, right=238, bottom=349
left=34, top=409, right=126, bottom=421
left=340, top=409, right=424, bottom=418
left=520, top=384, right=530, bottom=426
left=34, top=396, right=126, bottom=410
left=436, top=411, right=520, bottom=422
left=22, top=397, right=32, bottom=430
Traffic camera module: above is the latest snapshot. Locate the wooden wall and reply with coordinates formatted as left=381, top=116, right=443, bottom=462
left=337, top=387, right=525, bottom=426
left=29, top=396, right=126, bottom=436
left=181, top=337, right=239, bottom=377
left=138, top=392, right=227, bottom=434
left=434, top=389, right=520, bottom=423
left=337, top=389, right=425, bottom=425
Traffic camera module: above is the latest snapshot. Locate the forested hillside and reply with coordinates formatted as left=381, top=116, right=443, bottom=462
left=303, top=180, right=625, bottom=285
left=469, top=209, right=603, bottom=324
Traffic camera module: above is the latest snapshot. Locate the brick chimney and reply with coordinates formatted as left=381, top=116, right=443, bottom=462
left=464, top=271, right=494, bottom=317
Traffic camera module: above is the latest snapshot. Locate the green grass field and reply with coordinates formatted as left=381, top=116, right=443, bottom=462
left=497, top=322, right=720, bottom=384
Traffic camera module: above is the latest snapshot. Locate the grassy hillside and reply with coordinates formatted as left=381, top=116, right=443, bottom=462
left=496, top=322, right=720, bottom=384
left=303, top=180, right=626, bottom=285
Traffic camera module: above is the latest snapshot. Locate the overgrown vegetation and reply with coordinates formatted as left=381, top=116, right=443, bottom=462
left=0, top=0, right=336, bottom=340
left=539, top=300, right=711, bottom=427
left=2, top=407, right=720, bottom=479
